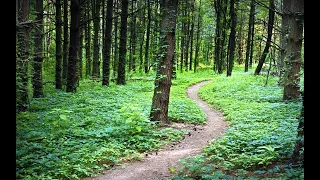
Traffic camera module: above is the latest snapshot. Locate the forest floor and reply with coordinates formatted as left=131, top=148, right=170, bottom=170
left=83, top=80, right=229, bottom=180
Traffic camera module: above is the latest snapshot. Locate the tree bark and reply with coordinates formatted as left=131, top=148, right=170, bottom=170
left=112, top=0, right=119, bottom=81
left=92, top=0, right=101, bottom=80
left=194, top=0, right=201, bottom=73
left=189, top=0, right=195, bottom=71
left=102, top=0, right=113, bottom=86
left=150, top=0, right=179, bottom=125
left=33, top=0, right=44, bottom=97
left=227, top=0, right=237, bottom=77
left=283, top=0, right=304, bottom=100
left=55, top=0, right=63, bottom=89
left=254, top=0, right=275, bottom=75
left=117, top=0, right=128, bottom=85
left=129, top=0, right=137, bottom=72
left=245, top=0, right=255, bottom=72
left=66, top=0, right=80, bottom=92
left=63, top=0, right=69, bottom=81
left=214, top=0, right=222, bottom=73
left=144, top=0, right=151, bottom=73
left=85, top=0, right=92, bottom=78
left=16, top=0, right=30, bottom=111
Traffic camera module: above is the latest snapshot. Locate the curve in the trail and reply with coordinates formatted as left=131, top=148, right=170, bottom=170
left=84, top=80, right=228, bottom=180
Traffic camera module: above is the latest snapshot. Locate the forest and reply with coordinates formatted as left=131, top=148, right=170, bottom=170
left=16, top=0, right=304, bottom=179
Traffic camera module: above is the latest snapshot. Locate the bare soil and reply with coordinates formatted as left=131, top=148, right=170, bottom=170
left=83, top=80, right=229, bottom=180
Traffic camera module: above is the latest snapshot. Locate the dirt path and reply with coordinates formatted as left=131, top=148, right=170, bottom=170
left=84, top=80, right=228, bottom=180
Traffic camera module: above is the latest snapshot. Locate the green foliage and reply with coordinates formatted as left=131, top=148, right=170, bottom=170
left=173, top=66, right=303, bottom=179
left=16, top=69, right=210, bottom=179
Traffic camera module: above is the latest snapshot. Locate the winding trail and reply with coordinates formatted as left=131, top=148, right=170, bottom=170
left=84, top=80, right=228, bottom=180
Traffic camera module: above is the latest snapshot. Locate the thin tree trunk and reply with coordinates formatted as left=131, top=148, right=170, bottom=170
left=66, top=0, right=80, bottom=92
left=63, top=0, right=69, bottom=81
left=278, top=0, right=287, bottom=84
left=112, top=0, right=119, bottom=81
left=226, top=0, right=237, bottom=77
left=245, top=0, right=255, bottom=72
left=55, top=0, right=63, bottom=89
left=117, top=0, right=128, bottom=85
left=85, top=0, right=92, bottom=78
left=150, top=0, right=179, bottom=125
left=129, top=0, right=137, bottom=72
left=144, top=0, right=151, bottom=73
left=254, top=0, right=275, bottom=75
left=33, top=0, right=44, bottom=97
left=189, top=0, right=195, bottom=71
left=102, top=0, right=113, bottom=86
left=92, top=0, right=101, bottom=80
left=214, top=0, right=222, bottom=73
left=194, top=0, right=201, bottom=73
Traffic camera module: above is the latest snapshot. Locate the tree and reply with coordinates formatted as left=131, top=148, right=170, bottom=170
left=254, top=0, right=275, bottom=75
left=102, top=0, right=113, bottom=86
left=144, top=0, right=151, bottom=74
left=117, top=0, right=129, bottom=85
left=194, top=0, right=201, bottom=73
left=150, top=0, right=179, bottom=125
left=92, top=0, right=101, bottom=80
left=55, top=0, right=63, bottom=89
left=129, top=0, right=137, bottom=72
left=226, top=0, right=237, bottom=77
left=33, top=0, right=44, bottom=97
left=244, top=0, right=255, bottom=72
left=66, top=0, right=80, bottom=92
left=63, top=0, right=69, bottom=82
left=282, top=0, right=304, bottom=100
left=16, top=0, right=30, bottom=111
left=85, top=0, right=92, bottom=78
left=291, top=91, right=304, bottom=165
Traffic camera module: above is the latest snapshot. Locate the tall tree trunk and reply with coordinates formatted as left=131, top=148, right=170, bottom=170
left=278, top=0, right=287, bottom=84
left=102, top=0, right=113, bottom=86
left=63, top=0, right=69, bottom=82
left=77, top=11, right=84, bottom=87
left=283, top=0, right=304, bottom=100
left=180, top=18, right=185, bottom=73
left=129, top=0, right=137, bottom=72
left=254, top=0, right=275, bottom=75
left=112, top=0, right=119, bottom=81
left=66, top=0, right=80, bottom=92
left=194, top=0, right=201, bottom=73
left=214, top=0, right=222, bottom=73
left=144, top=0, right=151, bottom=73
left=226, top=0, right=237, bottom=77
left=189, top=0, right=195, bottom=71
left=150, top=0, right=179, bottom=125
left=55, top=0, right=63, bottom=89
left=92, top=0, right=101, bottom=80
left=85, top=0, right=92, bottom=78
left=184, top=6, right=190, bottom=72
left=245, top=0, right=255, bottom=72
left=33, top=0, right=44, bottom=97
left=139, top=2, right=146, bottom=73
left=249, top=18, right=255, bottom=68
left=117, top=0, right=128, bottom=85
left=16, top=0, right=30, bottom=111
left=236, top=11, right=244, bottom=65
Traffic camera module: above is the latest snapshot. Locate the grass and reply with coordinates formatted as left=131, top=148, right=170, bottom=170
left=172, top=66, right=304, bottom=179
left=16, top=68, right=211, bottom=179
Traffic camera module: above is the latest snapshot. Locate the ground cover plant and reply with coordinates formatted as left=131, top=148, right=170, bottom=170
left=172, top=66, right=304, bottom=179
left=16, top=68, right=210, bottom=179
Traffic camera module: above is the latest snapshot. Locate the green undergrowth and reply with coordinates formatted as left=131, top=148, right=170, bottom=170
left=16, top=68, right=211, bottom=179
left=172, top=67, right=304, bottom=179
